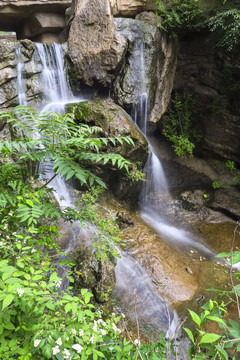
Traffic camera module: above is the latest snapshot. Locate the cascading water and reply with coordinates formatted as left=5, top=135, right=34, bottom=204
left=34, top=42, right=75, bottom=210
left=35, top=43, right=73, bottom=115
left=113, top=40, right=180, bottom=342
left=130, top=40, right=215, bottom=258
left=16, top=40, right=185, bottom=348
left=16, top=45, right=27, bottom=106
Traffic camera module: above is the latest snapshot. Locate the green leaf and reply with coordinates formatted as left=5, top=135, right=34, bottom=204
left=65, top=303, right=72, bottom=314
left=184, top=327, right=195, bottom=344
left=200, top=333, right=222, bottom=344
left=215, top=344, right=228, bottom=360
left=207, top=316, right=225, bottom=325
left=2, top=294, right=14, bottom=310
left=188, top=309, right=201, bottom=327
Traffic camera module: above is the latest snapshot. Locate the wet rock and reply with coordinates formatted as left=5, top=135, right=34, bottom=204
left=68, top=0, right=127, bottom=87
left=113, top=16, right=178, bottom=126
left=206, top=188, right=240, bottom=221
left=116, top=211, right=134, bottom=228
left=72, top=245, right=116, bottom=303
left=179, top=190, right=206, bottom=212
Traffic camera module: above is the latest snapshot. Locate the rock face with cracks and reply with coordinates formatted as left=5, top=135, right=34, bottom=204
left=112, top=13, right=178, bottom=127
left=68, top=0, right=127, bottom=87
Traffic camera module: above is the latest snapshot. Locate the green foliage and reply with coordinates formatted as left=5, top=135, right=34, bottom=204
left=184, top=300, right=240, bottom=359
left=0, top=106, right=146, bottom=359
left=0, top=106, right=136, bottom=189
left=212, top=181, right=223, bottom=189
left=162, top=92, right=201, bottom=158
left=155, top=0, right=240, bottom=51
left=212, top=160, right=240, bottom=190
left=155, top=0, right=203, bottom=36
left=203, top=0, right=240, bottom=51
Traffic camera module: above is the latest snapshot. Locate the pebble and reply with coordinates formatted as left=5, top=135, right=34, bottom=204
left=186, top=267, right=193, bottom=275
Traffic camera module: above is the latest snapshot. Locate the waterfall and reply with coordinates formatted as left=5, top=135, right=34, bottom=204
left=15, top=40, right=183, bottom=345
left=112, top=40, right=181, bottom=342
left=35, top=43, right=73, bottom=115
left=16, top=45, right=27, bottom=106
left=130, top=41, right=215, bottom=258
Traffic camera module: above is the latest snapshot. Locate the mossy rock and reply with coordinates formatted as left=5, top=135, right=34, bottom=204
left=72, top=245, right=116, bottom=303
left=67, top=99, right=147, bottom=161
left=67, top=99, right=148, bottom=205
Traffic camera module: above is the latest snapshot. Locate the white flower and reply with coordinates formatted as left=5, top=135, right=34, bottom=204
left=100, top=329, right=106, bottom=336
left=79, top=329, right=84, bottom=336
left=70, top=328, right=76, bottom=335
left=17, top=288, right=24, bottom=297
left=0, top=241, right=4, bottom=246
left=72, top=344, right=83, bottom=353
left=112, top=323, right=121, bottom=333
left=62, top=348, right=71, bottom=359
left=112, top=323, right=118, bottom=332
left=52, top=345, right=60, bottom=355
left=31, top=248, right=36, bottom=253
left=55, top=281, right=62, bottom=288
left=66, top=337, right=69, bottom=341
left=90, top=335, right=94, bottom=344
left=56, top=337, right=62, bottom=346
left=34, top=339, right=41, bottom=347
left=134, top=339, right=141, bottom=346
left=93, top=320, right=97, bottom=332
left=121, top=313, right=125, bottom=318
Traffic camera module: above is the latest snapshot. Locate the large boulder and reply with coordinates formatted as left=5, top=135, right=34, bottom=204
left=67, top=99, right=148, bottom=202
left=67, top=99, right=148, bottom=161
left=112, top=14, right=178, bottom=126
left=68, top=0, right=127, bottom=87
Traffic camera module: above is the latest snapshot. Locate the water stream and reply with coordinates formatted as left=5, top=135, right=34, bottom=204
left=15, top=41, right=188, bottom=347
left=130, top=40, right=215, bottom=259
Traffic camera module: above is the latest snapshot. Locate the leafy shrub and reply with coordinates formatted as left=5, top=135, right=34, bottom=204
left=155, top=0, right=203, bottom=36
left=162, top=92, right=201, bottom=158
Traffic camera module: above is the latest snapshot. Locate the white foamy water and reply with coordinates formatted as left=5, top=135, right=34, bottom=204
left=35, top=42, right=77, bottom=210
left=16, top=45, right=27, bottom=106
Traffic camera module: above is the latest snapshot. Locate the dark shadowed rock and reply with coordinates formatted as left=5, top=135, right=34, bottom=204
left=206, top=187, right=240, bottom=221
